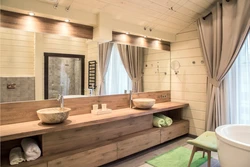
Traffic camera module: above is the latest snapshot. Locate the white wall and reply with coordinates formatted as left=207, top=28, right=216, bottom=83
left=143, top=48, right=171, bottom=92
left=0, top=27, right=35, bottom=76
left=171, top=23, right=207, bottom=136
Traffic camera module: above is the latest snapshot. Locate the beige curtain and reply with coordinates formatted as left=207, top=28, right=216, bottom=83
left=98, top=42, right=114, bottom=95
left=197, top=0, right=250, bottom=130
left=117, top=44, right=144, bottom=92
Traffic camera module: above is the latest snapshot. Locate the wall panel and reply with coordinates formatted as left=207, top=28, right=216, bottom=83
left=0, top=27, right=35, bottom=77
left=143, top=48, right=171, bottom=92
left=171, top=27, right=207, bottom=136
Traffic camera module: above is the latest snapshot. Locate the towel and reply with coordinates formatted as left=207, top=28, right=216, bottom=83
left=9, top=147, right=25, bottom=165
left=153, top=116, right=166, bottom=127
left=155, top=114, right=173, bottom=126
left=21, top=138, right=41, bottom=161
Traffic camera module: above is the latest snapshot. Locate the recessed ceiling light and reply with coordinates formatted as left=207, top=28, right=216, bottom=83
left=126, top=32, right=130, bottom=34
left=143, top=36, right=147, bottom=38
left=65, top=19, right=70, bottom=22
left=29, top=12, right=35, bottom=16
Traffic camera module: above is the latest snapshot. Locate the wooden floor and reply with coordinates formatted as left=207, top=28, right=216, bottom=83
left=102, top=135, right=220, bottom=167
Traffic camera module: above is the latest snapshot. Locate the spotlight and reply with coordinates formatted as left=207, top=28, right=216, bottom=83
left=29, top=12, right=35, bottom=16
left=65, top=19, right=70, bottom=22
left=126, top=32, right=130, bottom=34
left=143, top=36, right=147, bottom=38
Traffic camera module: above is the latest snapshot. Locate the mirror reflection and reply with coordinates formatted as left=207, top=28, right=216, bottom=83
left=44, top=53, right=84, bottom=99
left=0, top=27, right=170, bottom=103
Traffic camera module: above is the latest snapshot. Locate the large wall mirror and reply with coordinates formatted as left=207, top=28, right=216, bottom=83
left=0, top=27, right=171, bottom=103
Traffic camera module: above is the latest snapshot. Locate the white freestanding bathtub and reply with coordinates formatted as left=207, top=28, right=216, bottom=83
left=215, top=124, right=250, bottom=167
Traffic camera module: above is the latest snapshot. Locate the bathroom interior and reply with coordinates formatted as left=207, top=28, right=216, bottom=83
left=0, top=0, right=249, bottom=167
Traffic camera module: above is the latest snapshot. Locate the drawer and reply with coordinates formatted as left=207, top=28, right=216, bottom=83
left=117, top=129, right=161, bottom=159
left=160, top=120, right=189, bottom=143
left=48, top=143, right=117, bottom=167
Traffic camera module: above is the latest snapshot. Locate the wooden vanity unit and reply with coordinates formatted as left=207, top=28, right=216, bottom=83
left=0, top=91, right=189, bottom=167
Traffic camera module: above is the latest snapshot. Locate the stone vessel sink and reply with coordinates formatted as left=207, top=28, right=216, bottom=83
left=132, top=98, right=155, bottom=109
left=36, top=107, right=71, bottom=124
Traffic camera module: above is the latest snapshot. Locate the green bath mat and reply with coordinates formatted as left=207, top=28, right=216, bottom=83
left=146, top=147, right=207, bottom=167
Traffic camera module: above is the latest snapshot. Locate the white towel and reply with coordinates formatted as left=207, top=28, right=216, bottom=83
left=9, top=147, right=25, bottom=165
left=21, top=138, right=41, bottom=161
left=24, top=154, right=41, bottom=162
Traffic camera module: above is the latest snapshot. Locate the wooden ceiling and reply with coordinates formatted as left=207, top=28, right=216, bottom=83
left=39, top=0, right=218, bottom=34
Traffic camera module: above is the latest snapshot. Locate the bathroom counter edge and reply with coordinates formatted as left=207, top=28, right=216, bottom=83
left=0, top=101, right=188, bottom=142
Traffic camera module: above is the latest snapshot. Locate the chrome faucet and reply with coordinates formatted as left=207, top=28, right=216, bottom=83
left=57, top=94, right=64, bottom=109
left=89, top=89, right=93, bottom=96
left=129, top=90, right=133, bottom=108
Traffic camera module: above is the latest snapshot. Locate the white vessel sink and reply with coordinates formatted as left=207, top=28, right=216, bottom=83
left=132, top=98, right=155, bottom=109
left=36, top=107, right=71, bottom=124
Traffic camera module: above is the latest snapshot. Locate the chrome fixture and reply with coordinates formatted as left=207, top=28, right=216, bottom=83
left=171, top=60, right=180, bottom=75
left=89, top=89, right=94, bottom=96
left=57, top=94, right=64, bottom=109
left=155, top=62, right=167, bottom=75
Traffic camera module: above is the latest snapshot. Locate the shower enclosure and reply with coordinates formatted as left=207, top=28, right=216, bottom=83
left=44, top=53, right=85, bottom=99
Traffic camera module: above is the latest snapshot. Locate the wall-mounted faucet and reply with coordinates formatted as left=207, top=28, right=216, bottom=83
left=57, top=94, right=64, bottom=109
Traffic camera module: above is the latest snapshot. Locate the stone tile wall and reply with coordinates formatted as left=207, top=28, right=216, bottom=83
left=0, top=77, right=35, bottom=103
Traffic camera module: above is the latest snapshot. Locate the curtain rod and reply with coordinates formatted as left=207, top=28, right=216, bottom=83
left=202, top=0, right=230, bottom=20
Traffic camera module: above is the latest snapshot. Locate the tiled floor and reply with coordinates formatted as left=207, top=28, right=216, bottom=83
left=102, top=136, right=219, bottom=167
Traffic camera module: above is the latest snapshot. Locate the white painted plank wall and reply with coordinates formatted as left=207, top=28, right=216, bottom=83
left=171, top=26, right=207, bottom=136
left=0, top=27, right=35, bottom=76
left=143, top=48, right=171, bottom=92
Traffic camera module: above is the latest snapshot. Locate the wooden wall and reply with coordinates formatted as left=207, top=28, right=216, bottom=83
left=0, top=10, right=93, bottom=39
left=0, top=27, right=35, bottom=76
left=0, top=90, right=170, bottom=125
left=170, top=23, right=207, bottom=136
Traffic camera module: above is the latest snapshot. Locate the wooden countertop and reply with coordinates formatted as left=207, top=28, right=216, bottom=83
left=0, top=102, right=188, bottom=142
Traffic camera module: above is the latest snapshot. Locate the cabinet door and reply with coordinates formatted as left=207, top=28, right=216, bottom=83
left=160, top=120, right=189, bottom=143
left=48, top=143, right=117, bottom=167
left=117, top=129, right=161, bottom=159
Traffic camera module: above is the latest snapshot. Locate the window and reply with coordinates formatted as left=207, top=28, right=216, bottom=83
left=225, top=33, right=250, bottom=124
left=105, top=43, right=132, bottom=95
